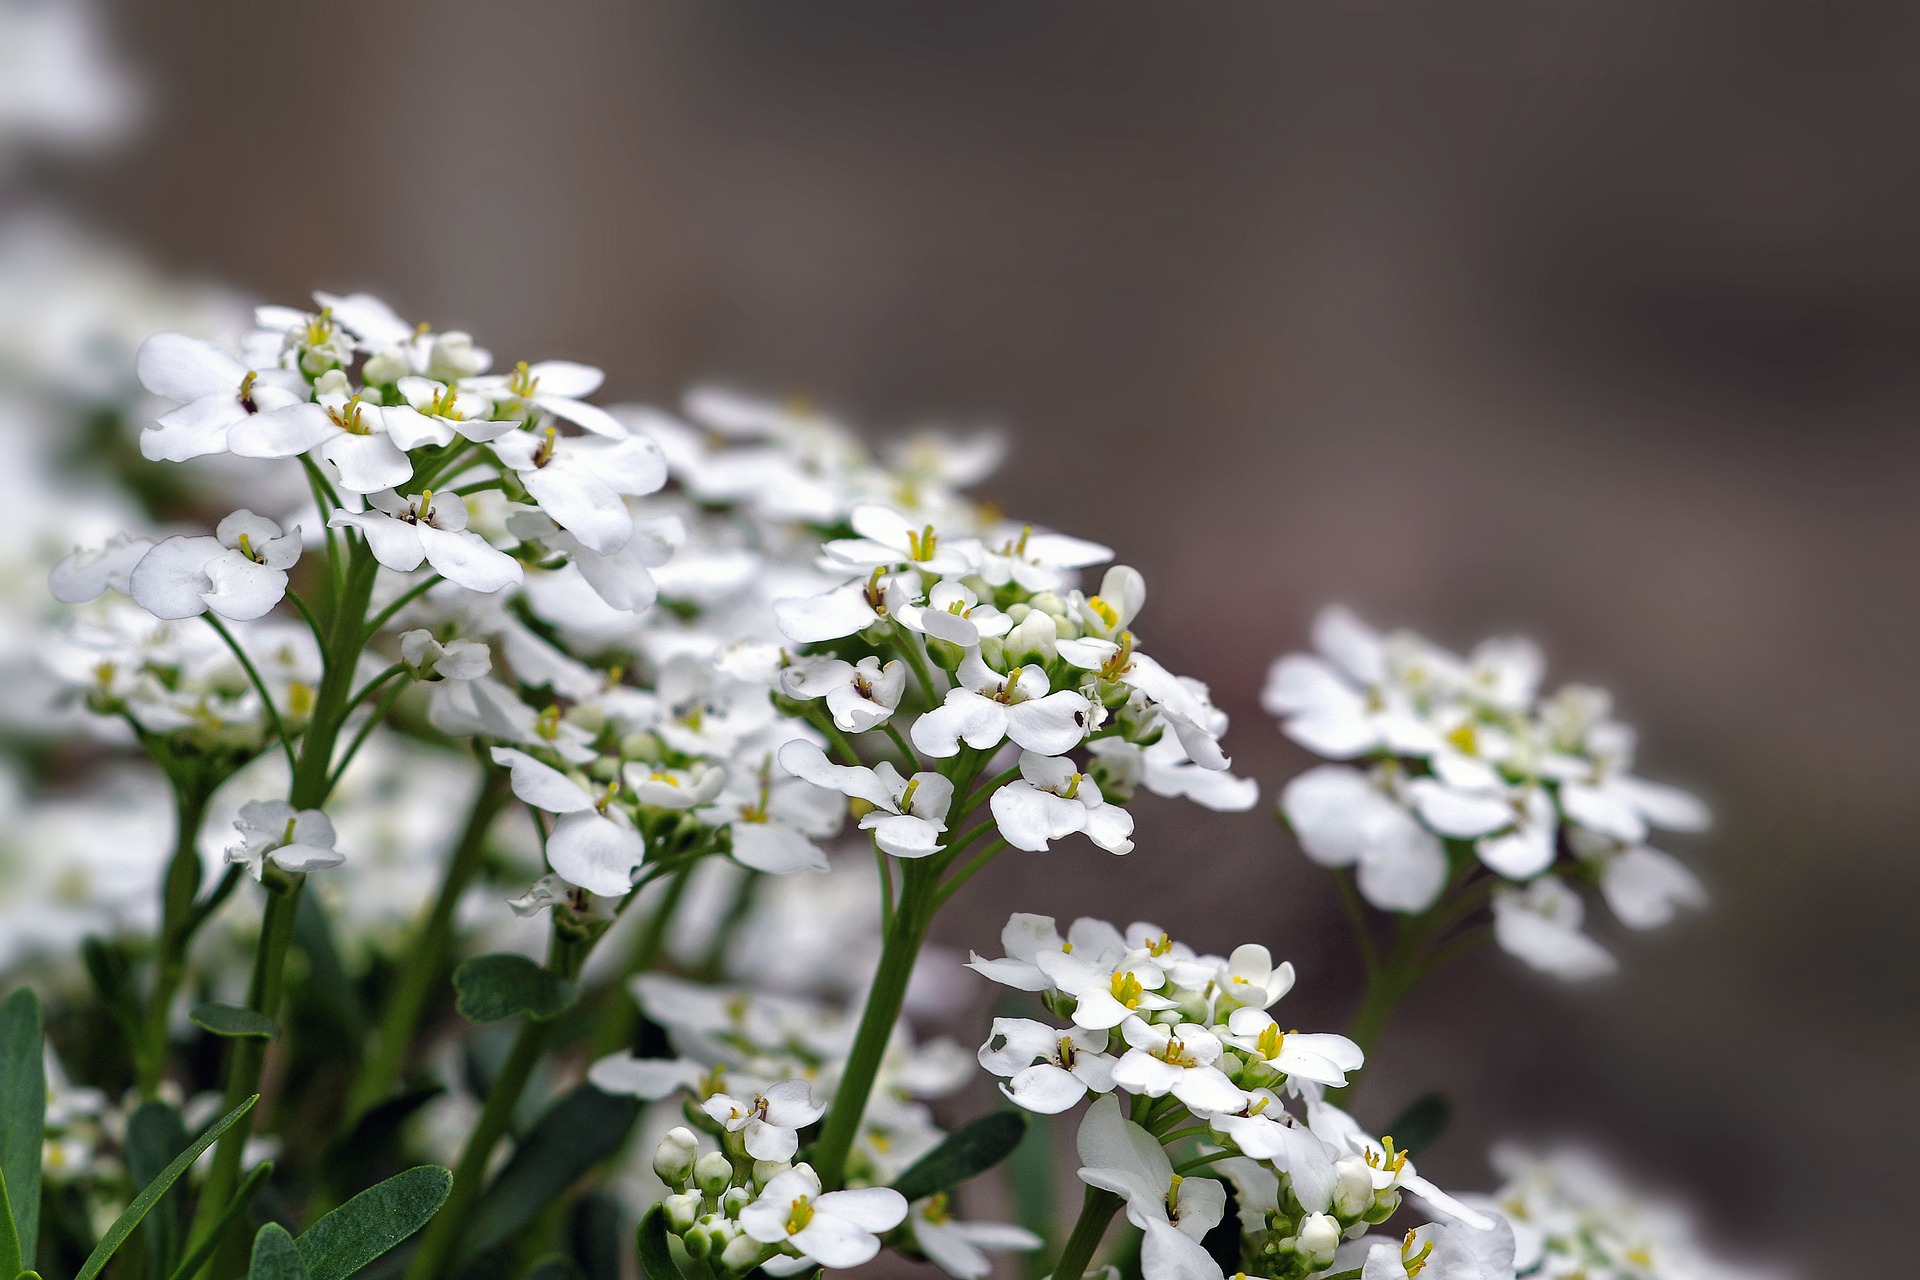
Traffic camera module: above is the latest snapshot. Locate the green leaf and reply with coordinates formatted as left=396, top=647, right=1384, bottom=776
left=634, top=1209, right=677, bottom=1280
left=453, top=954, right=578, bottom=1024
left=250, top=1223, right=310, bottom=1280
left=189, top=1003, right=280, bottom=1039
left=1384, top=1092, right=1451, bottom=1156
left=457, top=1086, right=638, bottom=1264
left=0, top=1167, right=21, bottom=1279
left=889, top=1110, right=1028, bottom=1203
left=0, top=989, right=44, bottom=1267
left=295, top=1166, right=451, bottom=1280
left=525, top=1257, right=585, bottom=1280
left=73, top=1095, right=257, bottom=1280
left=126, top=1102, right=190, bottom=1280
left=165, top=1161, right=273, bottom=1280
left=319, top=1083, right=444, bottom=1196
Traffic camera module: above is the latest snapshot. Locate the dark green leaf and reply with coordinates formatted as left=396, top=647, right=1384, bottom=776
left=295, top=1166, right=451, bottom=1280
left=249, top=1224, right=310, bottom=1280
left=457, top=1086, right=638, bottom=1264
left=453, top=954, right=578, bottom=1024
left=165, top=1161, right=273, bottom=1280
left=1384, top=1092, right=1451, bottom=1156
left=80, top=939, right=138, bottom=1038
left=525, top=1257, right=585, bottom=1280
left=0, top=1167, right=21, bottom=1279
left=74, top=1095, right=257, bottom=1280
left=570, top=1192, right=621, bottom=1280
left=189, top=1003, right=280, bottom=1039
left=320, top=1084, right=444, bottom=1195
left=890, top=1111, right=1028, bottom=1203
left=634, top=1209, right=677, bottom=1280
left=126, top=1102, right=190, bottom=1280
left=0, top=989, right=44, bottom=1266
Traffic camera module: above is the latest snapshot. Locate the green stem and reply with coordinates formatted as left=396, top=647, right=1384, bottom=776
left=810, top=860, right=938, bottom=1189
left=182, top=874, right=304, bottom=1276
left=1051, top=1185, right=1124, bottom=1280
left=404, top=928, right=590, bottom=1280
left=203, top=615, right=296, bottom=772
left=935, top=837, right=1007, bottom=907
left=326, top=678, right=412, bottom=792
left=1331, top=869, right=1381, bottom=978
left=361, top=575, right=445, bottom=642
left=588, top=865, right=693, bottom=1060
left=346, top=766, right=512, bottom=1119
left=136, top=784, right=210, bottom=1096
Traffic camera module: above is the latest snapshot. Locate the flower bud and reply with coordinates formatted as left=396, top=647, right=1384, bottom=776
left=1332, top=1158, right=1374, bottom=1218
left=719, top=1233, right=766, bottom=1275
left=1297, top=1213, right=1340, bottom=1264
left=751, top=1160, right=792, bottom=1190
left=654, top=1127, right=701, bottom=1187
left=695, top=1151, right=735, bottom=1198
left=720, top=1185, right=752, bottom=1215
left=681, top=1225, right=712, bottom=1261
left=662, top=1191, right=703, bottom=1234
left=362, top=349, right=407, bottom=387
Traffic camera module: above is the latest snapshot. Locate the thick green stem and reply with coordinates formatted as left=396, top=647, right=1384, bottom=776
left=404, top=929, right=589, bottom=1280
left=810, top=860, right=937, bottom=1189
left=136, top=785, right=210, bottom=1096
left=1051, top=1185, right=1124, bottom=1280
left=347, top=767, right=512, bottom=1119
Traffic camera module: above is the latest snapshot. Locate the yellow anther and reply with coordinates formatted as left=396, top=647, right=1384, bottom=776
left=287, top=682, right=315, bottom=718
left=920, top=1191, right=951, bottom=1224
left=1400, top=1231, right=1433, bottom=1276
left=1366, top=1136, right=1410, bottom=1175
left=1147, top=932, right=1172, bottom=957
left=1088, top=596, right=1120, bottom=629
left=1446, top=723, right=1478, bottom=755
left=1257, top=1023, right=1285, bottom=1060
left=906, top=524, right=938, bottom=562
left=1099, top=631, right=1136, bottom=681
left=427, top=382, right=464, bottom=419
left=326, top=396, right=369, bottom=434
left=1109, top=970, right=1145, bottom=1008
left=863, top=566, right=890, bottom=615
left=784, top=1196, right=815, bottom=1234
left=1015, top=524, right=1032, bottom=555
left=508, top=360, right=540, bottom=398
left=535, top=705, right=562, bottom=739
left=533, top=424, right=558, bottom=467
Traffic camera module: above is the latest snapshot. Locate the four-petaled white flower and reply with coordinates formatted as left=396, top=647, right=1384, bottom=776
left=134, top=333, right=305, bottom=462
left=330, top=489, right=522, bottom=593
left=1490, top=876, right=1616, bottom=981
left=1075, top=1096, right=1227, bottom=1280
left=989, top=752, right=1134, bottom=854
left=738, top=1166, right=908, bottom=1270
left=1219, top=1008, right=1362, bottom=1087
left=226, top=800, right=342, bottom=881
left=492, top=427, right=668, bottom=555
left=778, top=740, right=953, bottom=858
left=128, top=510, right=301, bottom=622
left=229, top=369, right=438, bottom=493
left=974, top=522, right=1113, bottom=594
left=1109, top=1018, right=1248, bottom=1114
left=779, top=655, right=907, bottom=733
left=824, top=505, right=975, bottom=576
left=909, top=1196, right=1041, bottom=1280
left=399, top=630, right=491, bottom=681
left=699, top=1079, right=825, bottom=1161
left=912, top=651, right=1091, bottom=759
left=491, top=747, right=643, bottom=897
left=978, top=1017, right=1117, bottom=1114
left=465, top=359, right=629, bottom=439
left=1281, top=765, right=1446, bottom=913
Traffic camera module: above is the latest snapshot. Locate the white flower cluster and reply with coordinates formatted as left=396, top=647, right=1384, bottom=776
left=594, top=974, right=1038, bottom=1278
left=971, top=913, right=1504, bottom=1280
left=1482, top=1146, right=1782, bottom=1280
left=1267, top=607, right=1710, bottom=979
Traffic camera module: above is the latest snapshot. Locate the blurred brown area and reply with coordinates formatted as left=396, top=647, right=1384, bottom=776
left=73, top=1, right=1920, bottom=1272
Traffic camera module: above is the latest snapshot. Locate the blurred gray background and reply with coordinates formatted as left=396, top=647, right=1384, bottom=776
left=58, top=2, right=1920, bottom=1273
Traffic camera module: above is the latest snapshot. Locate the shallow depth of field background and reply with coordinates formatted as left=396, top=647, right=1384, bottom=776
left=26, top=3, right=1920, bottom=1274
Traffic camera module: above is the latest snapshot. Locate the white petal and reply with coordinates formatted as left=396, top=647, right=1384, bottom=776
left=136, top=333, right=244, bottom=402
left=990, top=783, right=1085, bottom=852
left=1559, top=781, right=1649, bottom=844
left=730, top=821, right=829, bottom=874
left=585, top=1053, right=702, bottom=1099
left=816, top=1187, right=909, bottom=1233
left=419, top=525, right=523, bottom=594
left=1598, top=845, right=1705, bottom=929
left=1004, top=691, right=1091, bottom=756
left=912, top=692, right=1006, bottom=757
left=773, top=584, right=879, bottom=644
left=789, top=1216, right=880, bottom=1269
left=546, top=811, right=643, bottom=896
left=525, top=464, right=633, bottom=555
left=1407, top=778, right=1513, bottom=838
left=200, top=552, right=288, bottom=621
left=489, top=746, right=595, bottom=813
left=128, top=536, right=220, bottom=619
left=329, top=511, right=425, bottom=573
left=321, top=431, right=414, bottom=493
left=229, top=403, right=335, bottom=458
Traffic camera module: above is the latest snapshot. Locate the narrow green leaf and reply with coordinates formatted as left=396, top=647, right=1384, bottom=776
left=452, top=954, right=578, bottom=1024
left=249, top=1223, right=310, bottom=1280
left=0, top=1167, right=21, bottom=1279
left=0, top=989, right=44, bottom=1266
left=1383, top=1092, right=1451, bottom=1156
left=294, top=1166, right=451, bottom=1280
left=126, top=1102, right=190, bottom=1280
left=73, top=1095, right=257, bottom=1280
left=189, top=1003, right=280, bottom=1040
left=457, top=1086, right=638, bottom=1264
left=634, top=1209, right=677, bottom=1280
left=165, top=1161, right=273, bottom=1280
left=890, top=1110, right=1028, bottom=1203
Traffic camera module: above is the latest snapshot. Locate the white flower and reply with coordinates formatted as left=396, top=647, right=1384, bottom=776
left=398, top=630, right=491, bottom=681
left=1358, top=1223, right=1514, bottom=1280
left=1261, top=606, right=1447, bottom=759
left=989, top=751, right=1134, bottom=854
left=1060, top=637, right=1231, bottom=771
left=329, top=490, right=522, bottom=594
left=624, top=761, right=730, bottom=810
left=965, top=912, right=1095, bottom=993
left=896, top=578, right=1012, bottom=647
left=1109, top=1018, right=1247, bottom=1114
left=738, top=1166, right=907, bottom=1270
left=133, top=333, right=304, bottom=462
left=585, top=1053, right=705, bottom=1100
left=779, top=655, right=907, bottom=733
left=1088, top=736, right=1258, bottom=813
left=229, top=369, right=434, bottom=493
left=465, top=360, right=629, bottom=439
left=128, top=510, right=300, bottom=622
left=1281, top=765, right=1446, bottom=912
left=384, top=375, right=521, bottom=445
left=823, top=504, right=975, bottom=576
left=977, top=1017, right=1117, bottom=1114
left=1490, top=876, right=1616, bottom=981
left=974, top=522, right=1112, bottom=594
left=1306, top=1097, right=1493, bottom=1230
left=778, top=740, right=952, bottom=858
left=699, top=1079, right=825, bottom=1161
left=1035, top=949, right=1177, bottom=1031
left=492, top=427, right=668, bottom=555
left=1218, top=1009, right=1361, bottom=1087
left=703, top=745, right=843, bottom=875
left=490, top=747, right=643, bottom=897
left=1074, top=1096, right=1225, bottom=1280
left=226, top=800, right=342, bottom=881
left=1406, top=776, right=1559, bottom=880
left=773, top=570, right=913, bottom=644
left=909, top=1197, right=1041, bottom=1280
left=1582, top=836, right=1707, bottom=930
left=911, top=650, right=1091, bottom=759
left=49, top=533, right=153, bottom=605
left=1216, top=944, right=1296, bottom=1010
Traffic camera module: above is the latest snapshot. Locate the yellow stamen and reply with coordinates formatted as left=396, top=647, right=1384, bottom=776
left=784, top=1196, right=814, bottom=1235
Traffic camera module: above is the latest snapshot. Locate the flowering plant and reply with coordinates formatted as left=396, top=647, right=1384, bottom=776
left=0, top=282, right=1776, bottom=1280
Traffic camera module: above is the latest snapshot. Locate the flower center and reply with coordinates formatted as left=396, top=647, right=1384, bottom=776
left=905, top=524, right=939, bottom=562
left=1365, top=1136, right=1409, bottom=1176
left=327, top=397, right=369, bottom=434
left=784, top=1196, right=814, bottom=1235
left=1109, top=970, right=1145, bottom=1008
left=508, top=360, right=540, bottom=398
left=1099, top=631, right=1136, bottom=682
left=1400, top=1231, right=1433, bottom=1277
left=237, top=370, right=258, bottom=412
